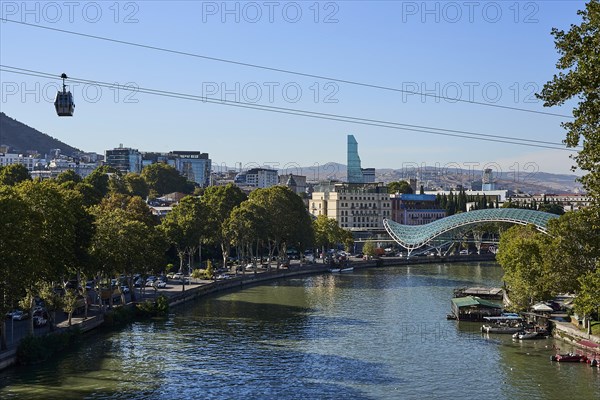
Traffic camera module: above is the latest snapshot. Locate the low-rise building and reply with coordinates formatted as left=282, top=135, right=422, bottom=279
left=390, top=193, right=446, bottom=225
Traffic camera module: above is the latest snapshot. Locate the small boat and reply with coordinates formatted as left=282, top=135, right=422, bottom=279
left=481, top=315, right=524, bottom=334
left=482, top=325, right=523, bottom=334
left=517, top=331, right=539, bottom=340
left=329, top=268, right=341, bottom=273
left=340, top=267, right=354, bottom=273
left=551, top=353, right=588, bottom=362
left=446, top=313, right=457, bottom=320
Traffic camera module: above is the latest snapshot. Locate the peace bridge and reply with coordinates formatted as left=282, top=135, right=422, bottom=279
left=383, top=208, right=559, bottom=256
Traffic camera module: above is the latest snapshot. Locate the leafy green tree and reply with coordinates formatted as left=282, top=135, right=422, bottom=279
left=0, top=163, right=31, bottom=186
left=55, top=169, right=82, bottom=185
left=537, top=203, right=565, bottom=215
left=225, top=201, right=268, bottom=272
left=123, top=173, right=150, bottom=198
left=313, top=215, right=352, bottom=255
left=574, top=268, right=600, bottom=333
left=248, top=186, right=314, bottom=269
left=202, top=184, right=247, bottom=268
left=91, top=208, right=165, bottom=302
left=362, top=240, right=376, bottom=258
left=97, top=193, right=157, bottom=227
left=141, top=163, right=194, bottom=196
left=15, top=180, right=80, bottom=333
left=538, top=0, right=600, bottom=199
left=159, top=196, right=207, bottom=290
left=543, top=208, right=600, bottom=294
left=0, top=186, right=38, bottom=349
left=497, top=225, right=552, bottom=310
left=84, top=165, right=119, bottom=201
left=388, top=181, right=413, bottom=194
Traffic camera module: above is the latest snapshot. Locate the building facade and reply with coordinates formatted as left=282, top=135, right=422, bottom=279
left=105, top=146, right=142, bottom=174
left=279, top=174, right=307, bottom=194
left=347, top=135, right=364, bottom=183
left=0, top=153, right=45, bottom=171
left=235, top=168, right=278, bottom=188
left=390, top=193, right=447, bottom=225
left=140, top=151, right=211, bottom=187
left=309, top=182, right=391, bottom=231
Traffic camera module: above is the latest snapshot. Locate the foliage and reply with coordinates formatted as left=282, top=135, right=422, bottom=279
left=84, top=165, right=119, bottom=200
left=0, top=163, right=31, bottom=186
left=136, top=295, right=169, bottom=317
left=202, top=184, right=247, bottom=266
left=17, top=328, right=80, bottom=365
left=313, top=215, right=351, bottom=252
left=387, top=181, right=413, bottom=194
left=497, top=225, right=552, bottom=310
left=247, top=186, right=314, bottom=267
left=55, top=169, right=82, bottom=185
left=159, top=196, right=207, bottom=278
left=543, top=208, right=600, bottom=293
left=537, top=0, right=600, bottom=199
left=362, top=240, right=376, bottom=257
left=574, top=268, right=600, bottom=319
left=141, top=163, right=194, bottom=196
left=204, top=260, right=214, bottom=279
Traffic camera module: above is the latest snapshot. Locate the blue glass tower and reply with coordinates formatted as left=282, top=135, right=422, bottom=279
left=347, top=135, right=364, bottom=183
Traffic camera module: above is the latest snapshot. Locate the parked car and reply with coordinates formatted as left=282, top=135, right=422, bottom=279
left=12, top=310, right=29, bottom=321
left=156, top=281, right=167, bottom=288
left=172, top=273, right=184, bottom=281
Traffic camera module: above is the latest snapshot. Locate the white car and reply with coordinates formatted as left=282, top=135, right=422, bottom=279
left=245, top=264, right=256, bottom=271
left=156, top=281, right=167, bottom=288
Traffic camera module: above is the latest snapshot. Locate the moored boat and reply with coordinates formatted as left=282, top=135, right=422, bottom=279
left=551, top=353, right=588, bottom=362
left=481, top=315, right=524, bottom=334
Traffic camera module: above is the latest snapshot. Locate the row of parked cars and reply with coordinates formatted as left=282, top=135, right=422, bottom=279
left=5, top=306, right=48, bottom=327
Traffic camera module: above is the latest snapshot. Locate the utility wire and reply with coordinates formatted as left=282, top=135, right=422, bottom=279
left=0, top=18, right=573, bottom=119
left=0, top=65, right=577, bottom=152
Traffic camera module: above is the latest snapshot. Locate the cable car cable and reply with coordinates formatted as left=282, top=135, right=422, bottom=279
left=0, top=65, right=576, bottom=152
left=0, top=18, right=574, bottom=119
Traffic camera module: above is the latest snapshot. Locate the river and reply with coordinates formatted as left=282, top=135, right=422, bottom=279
left=1, top=262, right=598, bottom=399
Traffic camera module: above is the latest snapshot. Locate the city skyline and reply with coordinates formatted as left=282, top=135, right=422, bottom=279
left=0, top=1, right=587, bottom=175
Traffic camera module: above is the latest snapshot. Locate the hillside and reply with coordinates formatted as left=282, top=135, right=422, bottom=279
left=0, top=112, right=81, bottom=157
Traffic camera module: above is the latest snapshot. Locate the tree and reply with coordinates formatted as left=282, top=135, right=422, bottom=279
left=55, top=169, right=82, bottom=185
left=91, top=208, right=165, bottom=302
left=201, top=184, right=247, bottom=268
left=362, top=240, right=376, bottom=258
left=0, top=186, right=38, bottom=349
left=84, top=165, right=119, bottom=201
left=538, top=203, right=565, bottom=215
left=123, top=173, right=149, bottom=198
left=0, top=163, right=31, bottom=186
left=225, top=201, right=268, bottom=272
left=387, top=181, right=413, bottom=194
left=497, top=225, right=552, bottom=310
left=248, top=186, right=314, bottom=270
left=574, top=268, right=600, bottom=333
left=15, top=180, right=80, bottom=333
left=543, top=207, right=600, bottom=294
left=141, top=163, right=194, bottom=196
left=538, top=0, right=600, bottom=199
left=159, top=196, right=207, bottom=290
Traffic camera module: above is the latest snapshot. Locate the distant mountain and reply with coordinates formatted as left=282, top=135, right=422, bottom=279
left=0, top=112, right=81, bottom=157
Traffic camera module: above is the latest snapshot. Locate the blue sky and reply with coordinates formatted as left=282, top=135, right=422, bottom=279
left=0, top=0, right=588, bottom=178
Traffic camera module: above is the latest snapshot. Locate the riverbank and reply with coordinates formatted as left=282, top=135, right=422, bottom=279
left=0, top=254, right=494, bottom=370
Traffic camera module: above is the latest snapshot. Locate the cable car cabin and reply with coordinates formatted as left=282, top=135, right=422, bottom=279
left=54, top=90, right=75, bottom=116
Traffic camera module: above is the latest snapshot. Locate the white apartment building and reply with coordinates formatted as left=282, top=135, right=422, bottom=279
left=309, top=182, right=391, bottom=231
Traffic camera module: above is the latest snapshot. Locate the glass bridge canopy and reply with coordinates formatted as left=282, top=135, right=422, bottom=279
left=383, top=208, right=559, bottom=253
